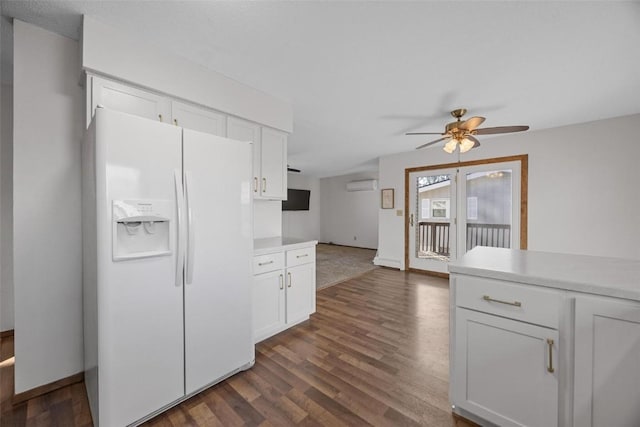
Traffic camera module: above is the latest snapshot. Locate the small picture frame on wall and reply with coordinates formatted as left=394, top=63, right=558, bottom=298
left=381, top=188, right=394, bottom=209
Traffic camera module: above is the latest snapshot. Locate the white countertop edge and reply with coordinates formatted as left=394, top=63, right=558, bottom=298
left=254, top=237, right=318, bottom=255
left=449, top=247, right=640, bottom=302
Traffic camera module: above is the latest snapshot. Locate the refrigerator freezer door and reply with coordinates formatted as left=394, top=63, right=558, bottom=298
left=94, top=108, right=184, bottom=426
left=182, top=129, right=254, bottom=394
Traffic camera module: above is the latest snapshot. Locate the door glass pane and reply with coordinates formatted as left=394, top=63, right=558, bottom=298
left=465, top=169, right=512, bottom=252
left=416, top=174, right=452, bottom=261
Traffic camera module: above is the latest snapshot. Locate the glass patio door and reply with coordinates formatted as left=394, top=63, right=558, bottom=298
left=458, top=161, right=520, bottom=255
left=408, top=168, right=457, bottom=274
left=407, top=159, right=522, bottom=275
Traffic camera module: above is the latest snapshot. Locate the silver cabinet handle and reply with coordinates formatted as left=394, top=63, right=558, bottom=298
left=279, top=274, right=284, bottom=290
left=410, top=213, right=414, bottom=226
left=482, top=295, right=522, bottom=307
left=296, top=254, right=308, bottom=259
left=158, top=114, right=163, bottom=122
left=262, top=177, right=267, bottom=193
left=174, top=118, right=178, bottom=126
left=258, top=260, right=274, bottom=266
left=254, top=177, right=258, bottom=193
left=287, top=272, right=292, bottom=288
left=547, top=339, right=555, bottom=373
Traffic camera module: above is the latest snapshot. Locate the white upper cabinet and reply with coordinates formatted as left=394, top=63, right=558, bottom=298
left=171, top=101, right=226, bottom=137
left=227, top=117, right=262, bottom=196
left=90, top=75, right=170, bottom=124
left=227, top=118, right=287, bottom=200
left=89, top=74, right=288, bottom=199
left=260, top=127, right=288, bottom=200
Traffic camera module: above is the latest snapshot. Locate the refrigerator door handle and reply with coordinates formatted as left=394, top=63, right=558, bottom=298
left=185, top=171, right=195, bottom=285
left=174, top=170, right=185, bottom=287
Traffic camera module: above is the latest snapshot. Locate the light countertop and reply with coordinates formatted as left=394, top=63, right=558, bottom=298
left=449, top=247, right=640, bottom=302
left=254, top=237, right=318, bottom=255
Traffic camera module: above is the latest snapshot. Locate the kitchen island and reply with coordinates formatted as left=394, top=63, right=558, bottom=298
left=449, top=247, right=640, bottom=427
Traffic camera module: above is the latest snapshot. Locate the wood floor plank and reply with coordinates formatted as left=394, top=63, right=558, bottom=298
left=0, top=268, right=467, bottom=426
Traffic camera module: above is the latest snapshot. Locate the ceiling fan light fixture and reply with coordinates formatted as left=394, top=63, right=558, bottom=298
left=459, top=138, right=475, bottom=153
left=443, top=138, right=458, bottom=153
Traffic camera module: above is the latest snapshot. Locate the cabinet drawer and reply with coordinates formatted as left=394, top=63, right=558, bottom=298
left=454, top=275, right=560, bottom=329
left=253, top=252, right=284, bottom=275
left=286, top=246, right=316, bottom=267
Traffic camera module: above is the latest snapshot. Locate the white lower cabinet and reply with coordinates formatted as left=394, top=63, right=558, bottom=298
left=252, top=270, right=286, bottom=341
left=253, top=244, right=316, bottom=343
left=454, top=308, right=558, bottom=427
left=573, top=296, right=640, bottom=427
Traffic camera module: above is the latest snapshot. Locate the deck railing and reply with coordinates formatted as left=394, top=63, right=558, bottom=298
left=418, top=222, right=450, bottom=256
left=418, top=222, right=511, bottom=255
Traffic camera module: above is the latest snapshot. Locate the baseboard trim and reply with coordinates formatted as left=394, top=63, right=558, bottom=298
left=407, top=268, right=449, bottom=280
left=0, top=329, right=14, bottom=338
left=319, top=242, right=377, bottom=251
left=13, top=372, right=84, bottom=405
left=373, top=257, right=401, bottom=269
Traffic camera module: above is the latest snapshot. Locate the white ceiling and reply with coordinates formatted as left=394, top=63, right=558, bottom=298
left=2, top=1, right=640, bottom=177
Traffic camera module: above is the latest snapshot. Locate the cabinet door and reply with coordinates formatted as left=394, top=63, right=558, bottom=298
left=253, top=270, right=286, bottom=343
left=286, top=263, right=314, bottom=326
left=574, top=296, right=640, bottom=427
left=227, top=117, right=261, bottom=196
left=453, top=308, right=558, bottom=427
left=91, top=75, right=170, bottom=123
left=260, top=127, right=287, bottom=200
left=171, top=101, right=226, bottom=136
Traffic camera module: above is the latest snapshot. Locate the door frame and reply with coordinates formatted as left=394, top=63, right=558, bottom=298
left=404, top=154, right=528, bottom=276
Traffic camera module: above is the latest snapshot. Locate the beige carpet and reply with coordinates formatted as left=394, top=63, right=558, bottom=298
left=316, top=243, right=378, bottom=289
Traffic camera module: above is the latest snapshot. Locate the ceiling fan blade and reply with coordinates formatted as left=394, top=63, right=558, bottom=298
left=416, top=137, right=448, bottom=150
left=474, top=125, right=530, bottom=135
left=460, top=116, right=486, bottom=131
left=406, top=132, right=445, bottom=135
left=467, top=135, right=481, bottom=148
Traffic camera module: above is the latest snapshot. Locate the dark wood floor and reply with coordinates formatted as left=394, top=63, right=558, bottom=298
left=1, top=268, right=472, bottom=426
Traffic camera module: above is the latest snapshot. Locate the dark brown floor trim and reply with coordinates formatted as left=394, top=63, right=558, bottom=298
left=0, top=329, right=14, bottom=339
left=13, top=372, right=84, bottom=405
left=407, top=268, right=449, bottom=280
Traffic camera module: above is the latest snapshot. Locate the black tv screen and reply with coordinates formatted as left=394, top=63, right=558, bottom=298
left=282, top=189, right=310, bottom=211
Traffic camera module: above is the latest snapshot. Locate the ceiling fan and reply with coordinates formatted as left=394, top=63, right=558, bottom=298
left=406, top=108, right=529, bottom=153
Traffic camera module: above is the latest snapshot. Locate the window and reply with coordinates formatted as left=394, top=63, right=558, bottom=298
left=467, top=197, right=478, bottom=220
left=421, top=198, right=430, bottom=219
left=431, top=199, right=450, bottom=218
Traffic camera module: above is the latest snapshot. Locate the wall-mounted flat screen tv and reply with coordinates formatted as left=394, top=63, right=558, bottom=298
left=282, top=189, right=310, bottom=211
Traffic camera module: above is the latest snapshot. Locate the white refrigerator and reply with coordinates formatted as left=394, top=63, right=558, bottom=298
left=82, top=108, right=254, bottom=426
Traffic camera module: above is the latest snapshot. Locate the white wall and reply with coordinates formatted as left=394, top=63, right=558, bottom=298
left=1, top=82, right=13, bottom=332
left=254, top=200, right=282, bottom=239
left=13, top=20, right=84, bottom=393
left=320, top=171, right=379, bottom=249
left=377, top=114, right=640, bottom=269
left=282, top=173, right=320, bottom=241
left=1, top=16, right=14, bottom=333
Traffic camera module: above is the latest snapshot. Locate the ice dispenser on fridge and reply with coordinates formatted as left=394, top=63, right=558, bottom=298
left=112, top=199, right=172, bottom=260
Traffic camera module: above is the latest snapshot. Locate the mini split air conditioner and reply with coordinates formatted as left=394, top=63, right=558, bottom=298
left=346, top=179, right=378, bottom=192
